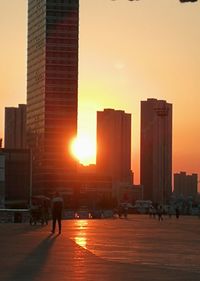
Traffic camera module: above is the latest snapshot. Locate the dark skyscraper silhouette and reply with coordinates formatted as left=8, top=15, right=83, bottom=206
left=140, top=99, right=172, bottom=204
left=5, top=104, right=27, bottom=149
left=27, top=0, right=79, bottom=194
left=97, top=109, right=132, bottom=186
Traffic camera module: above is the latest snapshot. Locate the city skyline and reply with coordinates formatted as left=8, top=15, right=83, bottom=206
left=0, top=0, right=200, bottom=188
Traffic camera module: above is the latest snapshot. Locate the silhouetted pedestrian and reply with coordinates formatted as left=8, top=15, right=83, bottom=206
left=118, top=204, right=123, bottom=218
left=175, top=207, right=180, bottom=219
left=198, top=204, right=200, bottom=219
left=51, top=192, right=64, bottom=234
left=149, top=206, right=153, bottom=218
left=42, top=199, right=49, bottom=225
left=168, top=206, right=173, bottom=219
left=158, top=205, right=163, bottom=221
left=152, top=207, right=156, bottom=218
left=123, top=203, right=128, bottom=219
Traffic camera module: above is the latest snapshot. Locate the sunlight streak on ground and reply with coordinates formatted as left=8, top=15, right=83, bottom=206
left=74, top=220, right=88, bottom=249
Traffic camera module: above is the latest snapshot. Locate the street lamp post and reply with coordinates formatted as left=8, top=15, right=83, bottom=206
left=29, top=149, right=33, bottom=209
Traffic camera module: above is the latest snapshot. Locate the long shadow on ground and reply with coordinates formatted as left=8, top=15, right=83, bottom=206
left=5, top=233, right=58, bottom=281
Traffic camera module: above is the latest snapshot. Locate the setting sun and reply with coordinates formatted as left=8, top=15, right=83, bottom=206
left=71, top=134, right=96, bottom=166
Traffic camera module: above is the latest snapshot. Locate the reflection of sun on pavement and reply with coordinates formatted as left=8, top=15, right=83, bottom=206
left=75, top=220, right=88, bottom=229
left=74, top=220, right=88, bottom=249
left=75, top=236, right=87, bottom=249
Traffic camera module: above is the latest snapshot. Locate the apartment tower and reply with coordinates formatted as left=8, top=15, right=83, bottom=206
left=140, top=99, right=172, bottom=204
left=97, top=109, right=132, bottom=185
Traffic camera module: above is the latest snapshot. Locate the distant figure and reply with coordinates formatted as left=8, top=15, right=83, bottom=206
left=123, top=203, right=128, bottom=219
left=30, top=204, right=41, bottom=225
left=42, top=200, right=49, bottom=225
left=149, top=206, right=153, bottom=218
left=175, top=207, right=180, bottom=219
left=117, top=203, right=128, bottom=218
left=198, top=205, right=200, bottom=219
left=157, top=205, right=163, bottom=221
left=152, top=207, right=156, bottom=218
left=51, top=192, right=64, bottom=234
left=168, top=206, right=173, bottom=219
left=118, top=205, right=123, bottom=218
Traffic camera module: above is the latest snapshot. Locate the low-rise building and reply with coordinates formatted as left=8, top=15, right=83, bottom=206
left=0, top=149, right=31, bottom=208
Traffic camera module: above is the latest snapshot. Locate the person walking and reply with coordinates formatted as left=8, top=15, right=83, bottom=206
left=175, top=206, right=180, bottom=219
left=42, top=199, right=49, bottom=225
left=51, top=192, right=64, bottom=234
left=157, top=205, right=163, bottom=221
left=168, top=205, right=173, bottom=219
left=149, top=206, right=153, bottom=218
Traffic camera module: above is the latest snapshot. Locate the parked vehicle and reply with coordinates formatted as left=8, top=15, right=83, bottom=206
left=132, top=200, right=153, bottom=214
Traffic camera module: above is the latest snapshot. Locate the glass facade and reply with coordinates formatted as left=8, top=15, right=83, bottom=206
left=27, top=0, right=79, bottom=194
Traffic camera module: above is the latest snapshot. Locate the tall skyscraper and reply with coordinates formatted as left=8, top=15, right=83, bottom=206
left=96, top=109, right=132, bottom=185
left=27, top=0, right=79, bottom=194
left=140, top=98, right=172, bottom=204
left=4, top=104, right=27, bottom=149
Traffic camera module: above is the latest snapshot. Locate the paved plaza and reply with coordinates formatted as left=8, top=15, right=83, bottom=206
left=0, top=215, right=200, bottom=281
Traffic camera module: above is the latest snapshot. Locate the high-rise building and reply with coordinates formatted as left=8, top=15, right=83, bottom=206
left=140, top=98, right=172, bottom=204
left=174, top=172, right=198, bottom=199
left=4, top=104, right=27, bottom=149
left=96, top=109, right=132, bottom=185
left=27, top=0, right=79, bottom=194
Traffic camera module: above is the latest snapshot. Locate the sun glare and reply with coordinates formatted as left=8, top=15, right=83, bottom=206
left=71, top=135, right=96, bottom=165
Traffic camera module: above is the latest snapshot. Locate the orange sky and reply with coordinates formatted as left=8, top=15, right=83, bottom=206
left=0, top=0, right=200, bottom=188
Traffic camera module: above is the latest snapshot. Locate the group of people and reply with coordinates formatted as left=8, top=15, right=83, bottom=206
left=149, top=205, right=180, bottom=221
left=113, top=203, right=129, bottom=219
left=30, top=201, right=49, bottom=225
left=30, top=192, right=64, bottom=234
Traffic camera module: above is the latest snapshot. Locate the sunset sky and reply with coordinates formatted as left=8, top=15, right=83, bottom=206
left=0, top=0, right=200, bottom=187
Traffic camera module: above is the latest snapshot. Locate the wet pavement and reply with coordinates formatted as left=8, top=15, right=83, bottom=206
left=0, top=215, right=200, bottom=281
